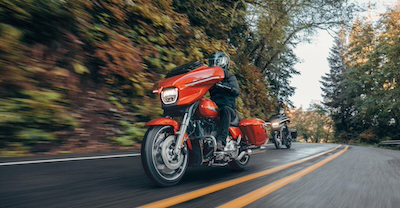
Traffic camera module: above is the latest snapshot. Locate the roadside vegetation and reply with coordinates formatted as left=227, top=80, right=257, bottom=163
left=289, top=103, right=334, bottom=143
left=3, top=0, right=392, bottom=155
left=321, top=4, right=400, bottom=144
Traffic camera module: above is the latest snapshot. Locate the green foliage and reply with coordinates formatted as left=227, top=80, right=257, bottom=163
left=0, top=0, right=361, bottom=154
left=73, top=62, right=90, bottom=74
left=0, top=89, right=77, bottom=149
left=236, top=65, right=277, bottom=119
left=0, top=90, right=76, bottom=127
left=17, top=129, right=56, bottom=143
left=290, top=104, right=334, bottom=143
left=172, top=0, right=247, bottom=40
left=0, top=0, right=232, bottom=153
left=321, top=4, right=400, bottom=143
left=232, top=0, right=357, bottom=105
left=114, top=121, right=146, bottom=146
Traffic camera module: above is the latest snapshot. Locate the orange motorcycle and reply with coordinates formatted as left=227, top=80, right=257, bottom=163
left=141, top=61, right=269, bottom=186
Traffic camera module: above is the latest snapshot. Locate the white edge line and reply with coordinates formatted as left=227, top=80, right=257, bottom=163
left=0, top=153, right=141, bottom=166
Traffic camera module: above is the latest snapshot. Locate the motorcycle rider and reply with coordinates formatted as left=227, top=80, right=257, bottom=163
left=208, top=51, right=240, bottom=150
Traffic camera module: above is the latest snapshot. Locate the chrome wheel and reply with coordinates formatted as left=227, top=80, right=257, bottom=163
left=237, top=154, right=250, bottom=165
left=229, top=152, right=250, bottom=170
left=141, top=126, right=188, bottom=187
left=151, top=127, right=187, bottom=181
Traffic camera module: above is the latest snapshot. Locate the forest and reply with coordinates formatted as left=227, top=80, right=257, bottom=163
left=0, top=0, right=398, bottom=155
left=320, top=5, right=400, bottom=144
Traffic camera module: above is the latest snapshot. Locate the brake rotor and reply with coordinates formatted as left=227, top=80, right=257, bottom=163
left=161, top=135, right=184, bottom=170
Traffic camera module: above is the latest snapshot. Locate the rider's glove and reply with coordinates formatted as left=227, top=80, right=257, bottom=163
left=215, top=82, right=232, bottom=91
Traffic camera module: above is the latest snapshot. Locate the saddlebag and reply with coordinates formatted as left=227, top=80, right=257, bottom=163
left=239, top=119, right=268, bottom=146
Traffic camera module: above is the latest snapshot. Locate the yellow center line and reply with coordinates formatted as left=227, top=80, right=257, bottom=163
left=137, top=145, right=341, bottom=208
left=217, top=146, right=349, bottom=208
left=252, top=150, right=265, bottom=154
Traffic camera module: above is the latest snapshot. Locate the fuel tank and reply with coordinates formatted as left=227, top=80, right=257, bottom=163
left=198, top=98, right=218, bottom=118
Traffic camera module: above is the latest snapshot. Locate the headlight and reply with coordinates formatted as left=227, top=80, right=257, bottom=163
left=272, top=122, right=279, bottom=128
left=161, top=87, right=178, bottom=104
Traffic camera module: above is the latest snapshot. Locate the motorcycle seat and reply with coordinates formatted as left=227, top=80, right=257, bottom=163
left=230, top=114, right=242, bottom=127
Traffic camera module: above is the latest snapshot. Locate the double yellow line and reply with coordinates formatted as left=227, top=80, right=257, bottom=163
left=218, top=146, right=348, bottom=207
left=138, top=145, right=347, bottom=208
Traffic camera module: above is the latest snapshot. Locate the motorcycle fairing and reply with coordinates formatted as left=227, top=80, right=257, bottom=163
left=156, top=66, right=225, bottom=106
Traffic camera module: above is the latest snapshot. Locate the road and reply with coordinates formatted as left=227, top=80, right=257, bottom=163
left=1, top=143, right=400, bottom=208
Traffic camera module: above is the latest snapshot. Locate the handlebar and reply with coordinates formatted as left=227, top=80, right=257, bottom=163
left=215, top=83, right=231, bottom=90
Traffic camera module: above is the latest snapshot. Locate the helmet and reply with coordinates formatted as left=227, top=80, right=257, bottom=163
left=208, top=51, right=230, bottom=71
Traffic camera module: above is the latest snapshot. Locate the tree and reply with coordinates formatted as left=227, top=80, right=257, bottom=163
left=321, top=29, right=346, bottom=110
left=323, top=3, right=400, bottom=143
left=238, top=0, right=358, bottom=104
left=320, top=27, right=354, bottom=141
left=290, top=104, right=334, bottom=143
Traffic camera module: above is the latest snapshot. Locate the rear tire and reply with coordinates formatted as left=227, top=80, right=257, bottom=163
left=285, top=139, right=292, bottom=149
left=229, top=154, right=250, bottom=170
left=141, top=126, right=188, bottom=187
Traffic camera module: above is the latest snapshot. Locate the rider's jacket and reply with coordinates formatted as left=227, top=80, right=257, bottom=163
left=209, top=72, right=240, bottom=110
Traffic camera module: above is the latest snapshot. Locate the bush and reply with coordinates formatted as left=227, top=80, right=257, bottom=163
left=114, top=121, right=147, bottom=146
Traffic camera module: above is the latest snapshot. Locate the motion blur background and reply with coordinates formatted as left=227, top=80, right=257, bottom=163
left=0, top=0, right=399, bottom=156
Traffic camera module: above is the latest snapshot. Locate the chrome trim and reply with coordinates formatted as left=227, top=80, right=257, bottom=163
left=236, top=135, right=242, bottom=144
left=173, top=102, right=199, bottom=154
left=209, top=135, right=218, bottom=153
left=237, top=149, right=252, bottom=161
left=236, top=151, right=246, bottom=161
left=174, top=112, right=190, bottom=154
left=210, top=162, right=228, bottom=167
left=185, top=76, right=221, bottom=86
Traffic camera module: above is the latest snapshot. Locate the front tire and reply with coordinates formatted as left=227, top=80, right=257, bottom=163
left=272, top=131, right=282, bottom=149
left=282, top=125, right=291, bottom=149
left=141, top=126, right=188, bottom=187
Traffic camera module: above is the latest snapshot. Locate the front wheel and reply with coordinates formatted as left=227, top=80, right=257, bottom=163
left=282, top=125, right=291, bottom=149
left=272, top=131, right=282, bottom=149
left=141, top=126, right=188, bottom=187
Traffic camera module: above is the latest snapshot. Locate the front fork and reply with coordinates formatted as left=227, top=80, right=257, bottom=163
left=173, top=102, right=198, bottom=155
left=174, top=112, right=190, bottom=154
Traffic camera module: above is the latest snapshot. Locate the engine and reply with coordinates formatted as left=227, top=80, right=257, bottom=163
left=187, top=117, right=239, bottom=166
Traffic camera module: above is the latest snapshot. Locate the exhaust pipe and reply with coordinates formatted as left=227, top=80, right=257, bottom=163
left=237, top=149, right=252, bottom=161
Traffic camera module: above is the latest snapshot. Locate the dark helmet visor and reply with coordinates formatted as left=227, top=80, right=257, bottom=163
left=208, top=58, right=217, bottom=67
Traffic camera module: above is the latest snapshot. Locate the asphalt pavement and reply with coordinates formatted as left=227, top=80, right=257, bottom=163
left=1, top=143, right=399, bottom=208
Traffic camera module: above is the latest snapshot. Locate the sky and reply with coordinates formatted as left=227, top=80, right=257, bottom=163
left=290, top=0, right=398, bottom=109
